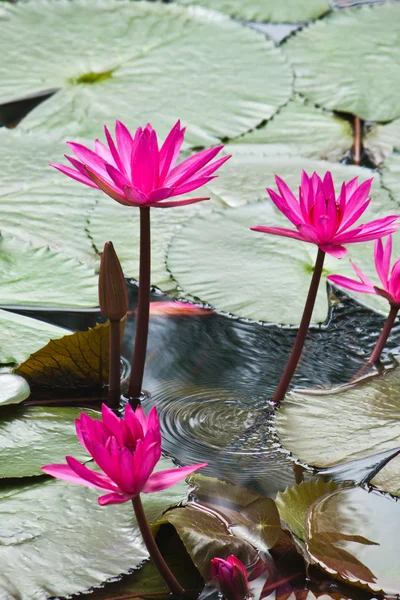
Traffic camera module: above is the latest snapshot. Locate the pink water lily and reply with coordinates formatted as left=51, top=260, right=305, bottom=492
left=328, top=235, right=400, bottom=308
left=251, top=171, right=399, bottom=258
left=210, top=556, right=250, bottom=600
left=42, top=404, right=207, bottom=506
left=51, top=120, right=230, bottom=208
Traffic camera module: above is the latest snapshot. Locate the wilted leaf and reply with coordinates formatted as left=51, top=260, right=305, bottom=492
left=14, top=320, right=122, bottom=391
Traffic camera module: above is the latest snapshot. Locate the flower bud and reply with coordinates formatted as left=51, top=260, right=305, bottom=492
left=98, top=242, right=128, bottom=320
left=210, top=556, right=250, bottom=600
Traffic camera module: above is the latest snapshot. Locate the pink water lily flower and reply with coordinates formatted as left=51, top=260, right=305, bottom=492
left=42, top=404, right=207, bottom=506
left=328, top=235, right=400, bottom=308
left=211, top=556, right=250, bottom=600
left=51, top=120, right=230, bottom=208
left=251, top=171, right=399, bottom=258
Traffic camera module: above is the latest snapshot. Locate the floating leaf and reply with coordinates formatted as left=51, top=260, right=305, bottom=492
left=231, top=98, right=353, bottom=162
left=0, top=309, right=69, bottom=365
left=307, top=487, right=400, bottom=595
left=364, top=119, right=400, bottom=166
left=0, top=129, right=97, bottom=265
left=283, top=4, right=400, bottom=121
left=0, top=406, right=101, bottom=478
left=14, top=321, right=116, bottom=390
left=0, top=458, right=188, bottom=599
left=0, top=374, right=30, bottom=406
left=3, top=0, right=293, bottom=146
left=382, top=152, right=400, bottom=204
left=274, top=368, right=400, bottom=495
left=0, top=233, right=97, bottom=308
left=166, top=156, right=395, bottom=323
left=174, top=0, right=330, bottom=22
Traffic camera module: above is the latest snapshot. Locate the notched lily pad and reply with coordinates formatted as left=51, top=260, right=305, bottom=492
left=284, top=3, right=400, bottom=121
left=274, top=368, right=400, bottom=496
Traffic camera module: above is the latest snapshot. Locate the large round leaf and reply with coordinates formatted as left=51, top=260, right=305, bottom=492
left=307, top=487, right=400, bottom=595
left=0, top=129, right=97, bottom=265
left=364, top=119, right=400, bottom=166
left=166, top=154, right=395, bottom=323
left=0, top=406, right=101, bottom=478
left=0, top=459, right=189, bottom=599
left=174, top=0, right=330, bottom=23
left=232, top=97, right=353, bottom=162
left=283, top=3, right=400, bottom=121
left=382, top=152, right=400, bottom=203
left=0, top=309, right=69, bottom=365
left=2, top=0, right=293, bottom=146
left=274, top=368, right=400, bottom=495
left=0, top=374, right=30, bottom=406
left=0, top=233, right=97, bottom=308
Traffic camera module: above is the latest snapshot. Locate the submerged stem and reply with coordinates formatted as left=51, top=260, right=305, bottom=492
left=369, top=304, right=399, bottom=364
left=128, top=207, right=151, bottom=404
left=107, top=319, right=121, bottom=408
left=353, top=116, right=362, bottom=166
left=272, top=249, right=326, bottom=404
left=132, top=495, right=185, bottom=597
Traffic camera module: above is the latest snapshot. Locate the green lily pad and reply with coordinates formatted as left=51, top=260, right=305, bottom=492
left=274, top=368, right=400, bottom=495
left=364, top=119, right=400, bottom=166
left=307, top=487, right=400, bottom=595
left=0, top=457, right=188, bottom=599
left=166, top=154, right=395, bottom=323
left=0, top=374, right=30, bottom=406
left=0, top=233, right=97, bottom=308
left=0, top=309, right=69, bottom=365
left=0, top=129, right=97, bottom=265
left=276, top=479, right=340, bottom=542
left=4, top=0, right=293, bottom=146
left=283, top=3, right=400, bottom=121
left=0, top=406, right=102, bottom=478
left=231, top=98, right=353, bottom=162
left=382, top=152, right=400, bottom=204
left=173, top=0, right=330, bottom=23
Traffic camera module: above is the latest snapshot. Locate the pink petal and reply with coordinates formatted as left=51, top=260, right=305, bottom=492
left=132, top=439, right=161, bottom=494
left=85, top=167, right=131, bottom=206
left=319, top=243, right=347, bottom=258
left=297, top=223, right=322, bottom=244
left=142, top=462, right=208, bottom=493
left=350, top=259, right=375, bottom=287
left=327, top=274, right=375, bottom=293
left=90, top=441, right=122, bottom=486
left=66, top=142, right=109, bottom=179
left=275, top=175, right=303, bottom=221
left=337, top=199, right=371, bottom=233
left=66, top=456, right=119, bottom=491
left=375, top=236, right=391, bottom=289
left=267, top=188, right=301, bottom=226
left=250, top=225, right=307, bottom=242
left=118, top=447, right=135, bottom=493
left=124, top=185, right=149, bottom=205
left=187, top=154, right=231, bottom=180
left=323, top=171, right=335, bottom=200
left=106, top=164, right=131, bottom=192
left=389, top=259, right=400, bottom=299
left=147, top=187, right=173, bottom=202
left=115, top=121, right=136, bottom=177
left=94, top=139, right=113, bottom=163
left=340, top=179, right=373, bottom=229
left=101, top=404, right=124, bottom=447
left=98, top=492, right=133, bottom=505
left=104, top=125, right=124, bottom=173
left=131, top=131, right=157, bottom=194
left=165, top=146, right=223, bottom=187
left=334, top=216, right=399, bottom=244
left=50, top=163, right=97, bottom=188
left=172, top=176, right=216, bottom=196
left=159, top=120, right=185, bottom=184
left=154, top=197, right=209, bottom=208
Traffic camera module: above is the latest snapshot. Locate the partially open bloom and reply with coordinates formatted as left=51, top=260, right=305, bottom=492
left=42, top=404, right=207, bottom=506
left=51, top=120, right=230, bottom=208
left=211, top=556, right=250, bottom=600
left=328, top=235, right=400, bottom=308
left=251, top=171, right=398, bottom=258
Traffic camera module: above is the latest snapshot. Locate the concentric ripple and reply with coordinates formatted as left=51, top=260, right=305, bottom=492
left=143, top=383, right=296, bottom=495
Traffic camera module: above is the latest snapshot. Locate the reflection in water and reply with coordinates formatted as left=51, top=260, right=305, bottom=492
left=120, top=283, right=400, bottom=495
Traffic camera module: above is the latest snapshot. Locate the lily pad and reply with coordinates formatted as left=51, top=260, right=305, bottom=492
left=307, top=487, right=400, bottom=595
left=14, top=321, right=118, bottom=390
left=173, top=0, right=330, bottom=23
left=274, top=368, right=400, bottom=495
left=364, top=119, right=400, bottom=166
left=0, top=129, right=97, bottom=265
left=0, top=309, right=69, bottom=365
left=283, top=3, right=400, bottom=121
left=166, top=154, right=395, bottom=323
left=0, top=406, right=102, bottom=478
left=0, top=374, right=30, bottom=406
left=0, top=457, right=188, bottom=599
left=0, top=233, right=97, bottom=308
left=3, top=0, right=293, bottom=146
left=381, top=152, right=400, bottom=204
left=276, top=480, right=340, bottom=542
left=231, top=98, right=353, bottom=162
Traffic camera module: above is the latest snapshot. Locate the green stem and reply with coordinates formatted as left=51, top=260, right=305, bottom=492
left=129, top=207, right=151, bottom=404
left=272, top=249, right=326, bottom=404
left=369, top=304, right=399, bottom=364
left=132, top=496, right=185, bottom=597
